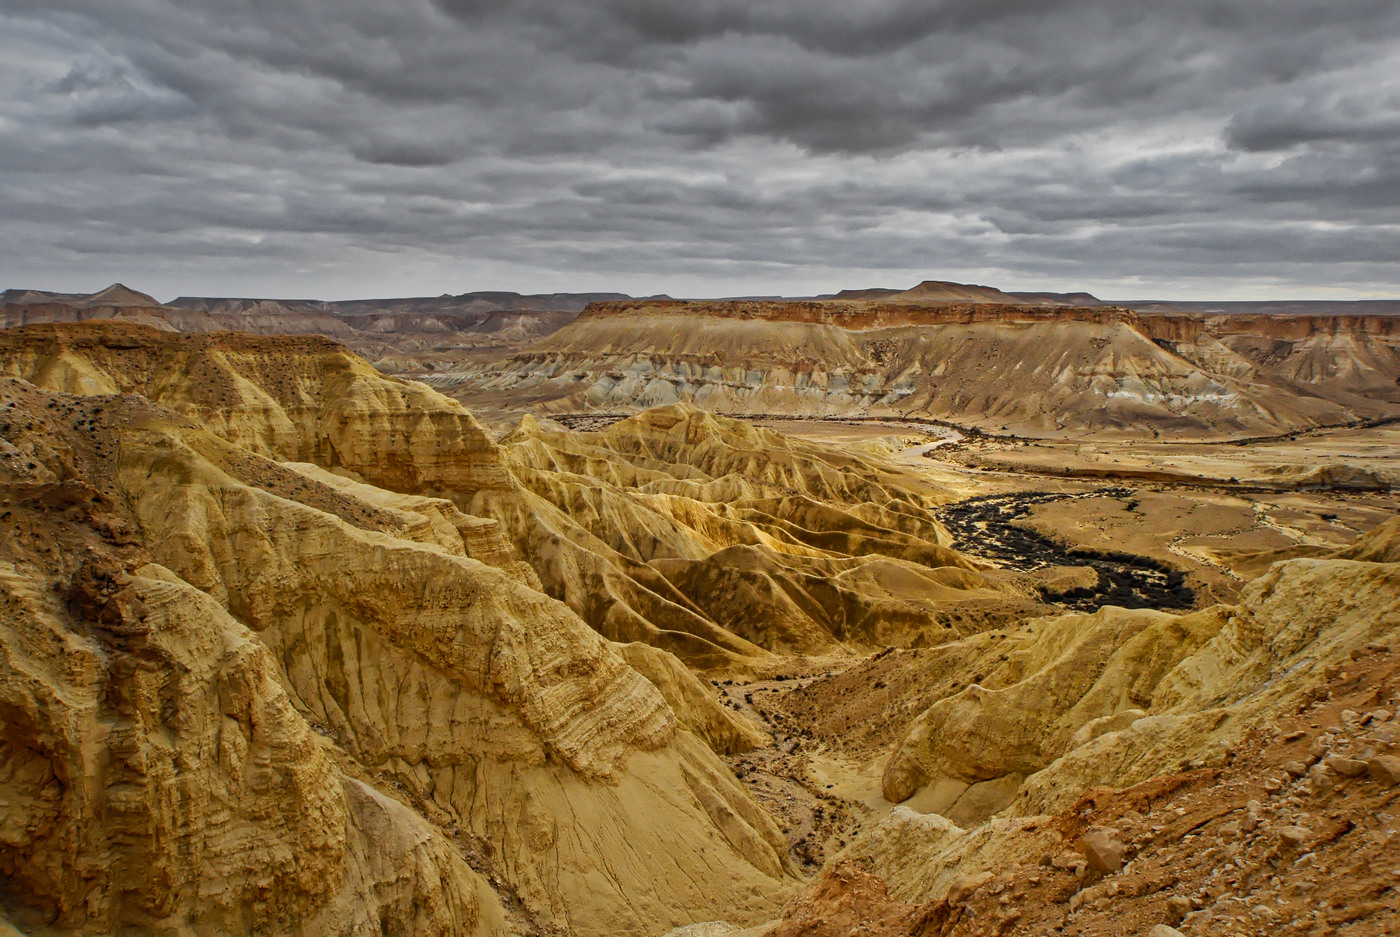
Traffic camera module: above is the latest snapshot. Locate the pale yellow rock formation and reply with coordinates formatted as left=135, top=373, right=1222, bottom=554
left=0, top=324, right=1026, bottom=673
left=881, top=605, right=1225, bottom=809
left=112, top=411, right=795, bottom=934
left=0, top=555, right=498, bottom=937
left=880, top=520, right=1400, bottom=827
left=1006, top=551, right=1399, bottom=816
left=0, top=343, right=800, bottom=936
left=837, top=807, right=1059, bottom=905
left=618, top=641, right=769, bottom=754
left=489, top=405, right=1032, bottom=666
left=0, top=322, right=515, bottom=497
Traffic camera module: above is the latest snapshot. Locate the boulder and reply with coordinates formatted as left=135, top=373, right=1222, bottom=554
left=1076, top=828, right=1126, bottom=874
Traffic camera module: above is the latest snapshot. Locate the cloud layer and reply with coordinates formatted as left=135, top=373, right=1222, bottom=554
left=2, top=0, right=1398, bottom=299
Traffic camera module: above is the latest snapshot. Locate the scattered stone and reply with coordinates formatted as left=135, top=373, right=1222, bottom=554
left=1148, top=926, right=1186, bottom=937
left=1367, top=755, right=1400, bottom=785
left=1284, top=760, right=1309, bottom=778
left=1077, top=827, right=1126, bottom=874
left=1325, top=755, right=1368, bottom=778
left=1277, top=826, right=1311, bottom=850
left=1165, top=895, right=1194, bottom=924
left=946, top=871, right=993, bottom=906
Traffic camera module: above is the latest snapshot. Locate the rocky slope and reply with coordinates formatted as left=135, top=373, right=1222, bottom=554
left=5, top=317, right=1398, bottom=937
left=488, top=406, right=1055, bottom=668
left=669, top=520, right=1400, bottom=936
left=431, top=299, right=1400, bottom=437
left=0, top=323, right=1058, bottom=670
left=0, top=324, right=803, bottom=936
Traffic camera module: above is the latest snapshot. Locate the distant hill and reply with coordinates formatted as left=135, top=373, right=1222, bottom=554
left=822, top=280, right=1105, bottom=306
left=3, top=285, right=632, bottom=373
left=0, top=283, right=160, bottom=308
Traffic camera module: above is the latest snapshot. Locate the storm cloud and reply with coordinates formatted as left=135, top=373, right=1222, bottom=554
left=1, top=0, right=1397, bottom=299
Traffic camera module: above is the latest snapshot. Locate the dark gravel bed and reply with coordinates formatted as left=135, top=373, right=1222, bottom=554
left=939, top=489, right=1195, bottom=611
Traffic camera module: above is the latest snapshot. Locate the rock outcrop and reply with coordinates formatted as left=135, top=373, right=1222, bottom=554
left=0, top=286, right=616, bottom=376
left=683, top=556, right=1400, bottom=937
left=430, top=299, right=1400, bottom=437
left=0, top=329, right=802, bottom=936
left=874, top=519, right=1400, bottom=830
left=0, top=325, right=1032, bottom=673
left=487, top=405, right=1038, bottom=667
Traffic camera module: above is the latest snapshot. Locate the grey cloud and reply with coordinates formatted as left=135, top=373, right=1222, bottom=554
left=0, top=1, right=1397, bottom=299
left=1226, top=95, right=1400, bottom=151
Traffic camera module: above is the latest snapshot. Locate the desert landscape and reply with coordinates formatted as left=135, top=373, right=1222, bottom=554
left=1, top=278, right=1398, bottom=936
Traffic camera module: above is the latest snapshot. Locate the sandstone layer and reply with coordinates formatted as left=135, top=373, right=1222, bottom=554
left=4, top=315, right=1398, bottom=937
left=0, top=324, right=804, bottom=936
left=431, top=299, right=1400, bottom=437
left=487, top=406, right=1048, bottom=668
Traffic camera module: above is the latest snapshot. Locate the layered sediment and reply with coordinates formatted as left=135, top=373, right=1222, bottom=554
left=431, top=299, right=1400, bottom=437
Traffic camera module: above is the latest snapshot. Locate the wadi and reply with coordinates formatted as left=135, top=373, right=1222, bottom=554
left=1, top=281, right=1398, bottom=937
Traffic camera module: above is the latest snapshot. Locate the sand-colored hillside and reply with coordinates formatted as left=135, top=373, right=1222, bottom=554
left=0, top=328, right=807, bottom=936
left=668, top=520, right=1400, bottom=937
left=5, top=317, right=1398, bottom=937
left=429, top=300, right=1400, bottom=437
left=489, top=405, right=1058, bottom=668
left=0, top=323, right=1060, bottom=673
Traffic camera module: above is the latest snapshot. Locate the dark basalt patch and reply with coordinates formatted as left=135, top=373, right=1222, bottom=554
left=939, top=489, right=1195, bottom=611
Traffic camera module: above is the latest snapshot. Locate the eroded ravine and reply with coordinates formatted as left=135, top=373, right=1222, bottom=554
left=713, top=674, right=867, bottom=875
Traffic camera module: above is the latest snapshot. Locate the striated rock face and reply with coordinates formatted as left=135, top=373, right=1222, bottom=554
left=486, top=405, right=1038, bottom=668
left=570, top=299, right=1144, bottom=330
left=0, top=331, right=801, bottom=936
left=880, top=605, right=1225, bottom=810
left=0, top=285, right=614, bottom=376
left=690, top=524, right=1400, bottom=937
left=0, top=322, right=515, bottom=496
left=0, top=502, right=495, bottom=935
left=429, top=299, right=1400, bottom=437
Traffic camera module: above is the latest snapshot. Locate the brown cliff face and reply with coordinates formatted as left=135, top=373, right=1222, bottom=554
left=574, top=299, right=1142, bottom=331
left=0, top=286, right=601, bottom=377
left=432, top=298, right=1400, bottom=437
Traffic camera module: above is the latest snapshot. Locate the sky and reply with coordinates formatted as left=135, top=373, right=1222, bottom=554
left=2, top=1, right=1398, bottom=302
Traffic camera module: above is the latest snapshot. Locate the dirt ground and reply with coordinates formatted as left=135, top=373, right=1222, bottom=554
left=714, top=670, right=870, bottom=874
left=937, top=423, right=1400, bottom=490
